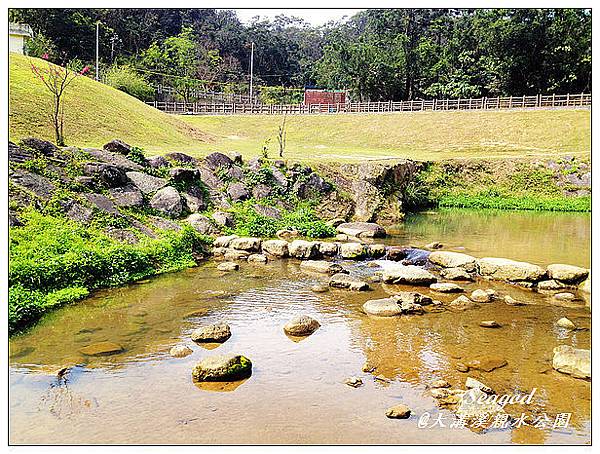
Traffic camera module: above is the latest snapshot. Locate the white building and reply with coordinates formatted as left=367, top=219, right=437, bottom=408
left=9, top=23, right=33, bottom=54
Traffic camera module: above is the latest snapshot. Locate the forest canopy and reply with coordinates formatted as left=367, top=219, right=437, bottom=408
left=9, top=8, right=591, bottom=102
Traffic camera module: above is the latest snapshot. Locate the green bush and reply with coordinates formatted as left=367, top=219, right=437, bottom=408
left=9, top=284, right=45, bottom=335
left=104, top=65, right=155, bottom=101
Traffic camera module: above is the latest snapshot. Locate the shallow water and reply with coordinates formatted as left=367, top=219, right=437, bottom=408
left=9, top=209, right=591, bottom=445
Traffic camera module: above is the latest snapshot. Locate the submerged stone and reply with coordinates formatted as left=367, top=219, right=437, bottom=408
left=170, top=345, right=193, bottom=358
left=329, top=273, right=370, bottom=291
left=191, top=323, right=232, bottom=343
left=552, top=345, right=590, bottom=379
left=380, top=265, right=437, bottom=285
left=192, top=354, right=252, bottom=382
left=79, top=342, right=124, bottom=356
left=430, top=282, right=464, bottom=293
left=556, top=317, right=577, bottom=330
left=283, top=315, right=321, bottom=337
left=217, top=262, right=239, bottom=272
left=385, top=404, right=411, bottom=419
left=300, top=260, right=347, bottom=275
left=466, top=356, right=508, bottom=372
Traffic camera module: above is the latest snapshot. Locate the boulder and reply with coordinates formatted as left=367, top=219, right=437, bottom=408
left=329, top=273, right=370, bottom=291
left=385, top=404, right=411, bottom=419
left=147, top=216, right=182, bottom=232
left=103, top=139, right=131, bottom=155
left=224, top=249, right=250, bottom=261
left=289, top=240, right=320, bottom=259
left=191, top=354, right=252, bottom=381
left=230, top=237, right=261, bottom=252
left=430, top=282, right=464, bottom=293
left=198, top=167, right=223, bottom=190
left=191, top=323, right=232, bottom=343
left=126, top=171, right=167, bottom=194
left=336, top=222, right=386, bottom=238
left=186, top=213, right=215, bottom=235
left=79, top=342, right=124, bottom=356
left=204, top=152, right=234, bottom=170
left=556, top=317, right=576, bottom=330
left=217, top=262, right=239, bottom=272
left=212, top=211, right=235, bottom=227
left=311, top=284, right=329, bottom=293
left=147, top=155, right=170, bottom=168
left=470, top=289, right=494, bottom=303
left=318, top=242, right=339, bottom=257
left=293, top=172, right=332, bottom=199
left=252, top=183, right=272, bottom=200
left=504, top=295, right=525, bottom=306
left=465, top=377, right=493, bottom=393
left=367, top=244, right=386, bottom=258
left=380, top=265, right=437, bottom=285
left=86, top=148, right=143, bottom=171
left=429, top=251, right=477, bottom=272
left=182, top=187, right=208, bottom=213
left=449, top=295, right=479, bottom=311
left=300, top=260, right=347, bottom=275
left=253, top=204, right=282, bottom=219
left=431, top=379, right=451, bottom=389
left=83, top=162, right=128, bottom=187
left=248, top=254, right=268, bottom=263
left=479, top=320, right=501, bottom=328
left=214, top=235, right=239, bottom=248
left=82, top=193, right=119, bottom=215
left=477, top=257, right=545, bottom=282
left=552, top=345, right=590, bottom=379
left=537, top=279, right=569, bottom=291
left=227, top=182, right=250, bottom=201
left=283, top=315, right=321, bottom=336
left=363, top=297, right=403, bottom=316
left=150, top=186, right=182, bottom=218
left=340, top=242, right=367, bottom=259
left=553, top=292, right=577, bottom=302
left=164, top=152, right=197, bottom=166
left=170, top=345, right=193, bottom=358
left=440, top=267, right=473, bottom=281
left=277, top=229, right=300, bottom=240
left=424, top=242, right=443, bottom=250
left=547, top=264, right=589, bottom=284
left=19, top=137, right=58, bottom=156
left=108, top=185, right=144, bottom=208
left=262, top=239, right=289, bottom=258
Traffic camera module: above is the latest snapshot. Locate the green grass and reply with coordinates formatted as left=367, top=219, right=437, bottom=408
left=437, top=193, right=591, bottom=212
left=10, top=53, right=590, bottom=162
left=9, top=53, right=209, bottom=150
left=179, top=109, right=591, bottom=163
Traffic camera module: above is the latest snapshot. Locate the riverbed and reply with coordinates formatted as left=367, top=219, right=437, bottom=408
left=9, top=209, right=591, bottom=444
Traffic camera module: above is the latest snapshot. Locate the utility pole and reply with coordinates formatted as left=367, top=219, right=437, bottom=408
left=249, top=42, right=254, bottom=102
left=95, top=22, right=100, bottom=81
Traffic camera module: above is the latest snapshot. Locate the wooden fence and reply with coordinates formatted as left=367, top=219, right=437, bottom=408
left=148, top=93, right=591, bottom=115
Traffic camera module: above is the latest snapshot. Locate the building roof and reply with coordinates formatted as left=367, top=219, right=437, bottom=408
left=9, top=23, right=33, bottom=37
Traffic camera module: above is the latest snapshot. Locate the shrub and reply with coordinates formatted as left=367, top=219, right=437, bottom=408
left=9, top=284, right=45, bottom=334
left=104, top=65, right=154, bottom=101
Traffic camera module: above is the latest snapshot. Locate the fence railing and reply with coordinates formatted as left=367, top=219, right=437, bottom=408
left=148, top=93, right=591, bottom=115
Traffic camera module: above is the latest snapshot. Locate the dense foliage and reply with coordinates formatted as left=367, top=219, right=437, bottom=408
left=10, top=8, right=591, bottom=101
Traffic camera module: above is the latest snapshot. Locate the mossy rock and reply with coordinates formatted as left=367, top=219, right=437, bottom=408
left=191, top=354, right=252, bottom=382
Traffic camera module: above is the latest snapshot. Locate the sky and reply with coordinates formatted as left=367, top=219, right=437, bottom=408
left=231, top=9, right=363, bottom=26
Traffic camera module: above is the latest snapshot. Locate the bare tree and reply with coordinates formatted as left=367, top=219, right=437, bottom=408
left=277, top=114, right=287, bottom=158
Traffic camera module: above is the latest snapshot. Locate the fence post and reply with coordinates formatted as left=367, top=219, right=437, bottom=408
left=552, top=93, right=556, bottom=107
left=566, top=93, right=570, bottom=106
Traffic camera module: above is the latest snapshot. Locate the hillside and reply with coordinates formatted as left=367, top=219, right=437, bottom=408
left=8, top=53, right=209, bottom=151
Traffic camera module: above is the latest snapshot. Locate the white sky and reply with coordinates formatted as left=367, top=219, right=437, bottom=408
left=231, top=9, right=364, bottom=26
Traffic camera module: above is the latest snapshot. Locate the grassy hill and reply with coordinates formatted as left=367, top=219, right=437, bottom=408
left=9, top=53, right=590, bottom=162
left=9, top=53, right=210, bottom=151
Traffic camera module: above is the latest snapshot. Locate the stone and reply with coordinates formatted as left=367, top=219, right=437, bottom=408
left=165, top=152, right=197, bottom=166
left=19, top=137, right=58, bottom=156
left=363, top=298, right=403, bottom=317
left=82, top=193, right=119, bottom=215
left=430, top=282, right=464, bottom=293
left=103, top=139, right=131, bottom=155
left=224, top=250, right=249, bottom=261
left=431, top=379, right=451, bottom=389
left=478, top=257, right=545, bottom=282
left=553, top=292, right=577, bottom=302
left=108, top=185, right=144, bottom=208
left=191, top=323, right=232, bottom=343
left=230, top=237, right=261, bottom=252
left=311, top=284, right=329, bottom=293
left=556, top=317, right=576, bottom=330
left=362, top=362, right=376, bottom=373
left=83, top=162, right=128, bottom=187
left=253, top=204, right=282, bottom=219
left=456, top=363, right=470, bottom=373
left=330, top=273, right=370, bottom=291
left=429, top=251, right=477, bottom=271
left=340, top=243, right=367, bottom=259
left=579, top=277, right=591, bottom=294
left=262, top=239, right=289, bottom=258
left=440, top=267, right=473, bottom=281
left=277, top=229, right=299, bottom=240
left=146, top=216, right=182, bottom=232
left=146, top=155, right=170, bottom=168
left=204, top=152, right=234, bottom=170
left=466, top=356, right=508, bottom=372
left=217, top=262, right=239, bottom=272
left=125, top=171, right=167, bottom=194
left=385, top=404, right=411, bottom=419
left=380, top=265, right=437, bottom=285
left=86, top=148, right=143, bottom=171
left=79, top=342, right=124, bottom=356
left=424, top=241, right=443, bottom=250
left=170, top=345, right=193, bottom=358
left=318, top=242, right=339, bottom=257
left=293, top=172, right=332, bottom=199
left=212, top=211, right=235, bottom=227
left=252, top=183, right=272, bottom=200
left=344, top=377, right=363, bottom=388
left=248, top=254, right=268, bottom=263
left=431, top=389, right=450, bottom=399
left=552, top=345, right=590, bottom=379
left=448, top=295, right=479, bottom=311
left=363, top=293, right=427, bottom=316
left=227, top=182, right=250, bottom=201
left=465, top=377, right=493, bottom=393
left=148, top=186, right=182, bottom=218
left=283, top=315, right=321, bottom=336
left=470, top=289, right=493, bottom=303
left=336, top=222, right=386, bottom=238
left=64, top=201, right=94, bottom=223
left=198, top=167, right=223, bottom=190
left=214, top=235, right=239, bottom=248
left=300, top=260, right=347, bottom=275
left=547, top=264, right=589, bottom=284
left=289, top=240, right=320, bottom=259
left=186, top=213, right=215, bottom=235
left=229, top=151, right=243, bottom=165
left=367, top=244, right=386, bottom=258
left=537, top=279, right=569, bottom=291
left=479, top=320, right=502, bottom=328
left=191, top=354, right=252, bottom=382
left=182, top=187, right=208, bottom=213
left=456, top=388, right=505, bottom=421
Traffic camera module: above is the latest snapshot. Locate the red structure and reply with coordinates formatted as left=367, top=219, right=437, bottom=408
left=303, top=89, right=346, bottom=105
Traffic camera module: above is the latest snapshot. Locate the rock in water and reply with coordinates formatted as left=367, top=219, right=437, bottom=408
left=477, top=257, right=545, bottom=282
left=192, top=354, right=252, bottom=382
left=363, top=298, right=403, bottom=317
left=217, top=262, right=239, bottom=272
left=429, top=251, right=477, bottom=271
left=230, top=237, right=262, bottom=252
left=329, top=273, right=370, bottom=291
left=385, top=404, right=411, bottom=419
left=547, top=264, right=589, bottom=284
left=300, top=260, right=347, bottom=275
left=289, top=240, right=320, bottom=259
left=448, top=295, right=479, bottom=311
left=262, top=239, right=290, bottom=257
left=431, top=379, right=451, bottom=389
left=247, top=254, right=268, bottom=263
left=79, top=342, right=124, bottom=356
left=552, top=345, right=590, bottom=379
left=339, top=242, right=367, bottom=259
left=479, top=320, right=502, bottom=328
left=336, top=222, right=386, bottom=238
left=311, top=284, right=329, bottom=293
left=379, top=265, right=437, bottom=285
left=191, top=323, right=232, bottom=343
left=430, top=282, right=464, bottom=293
left=471, top=289, right=494, bottom=303
left=440, top=267, right=473, bottom=281
left=465, top=377, right=493, bottom=393
left=283, top=315, right=321, bottom=336
left=456, top=388, right=505, bottom=422
left=556, top=317, right=576, bottom=330
left=170, top=345, right=193, bottom=358
left=344, top=377, right=363, bottom=388
left=466, top=356, right=508, bottom=372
